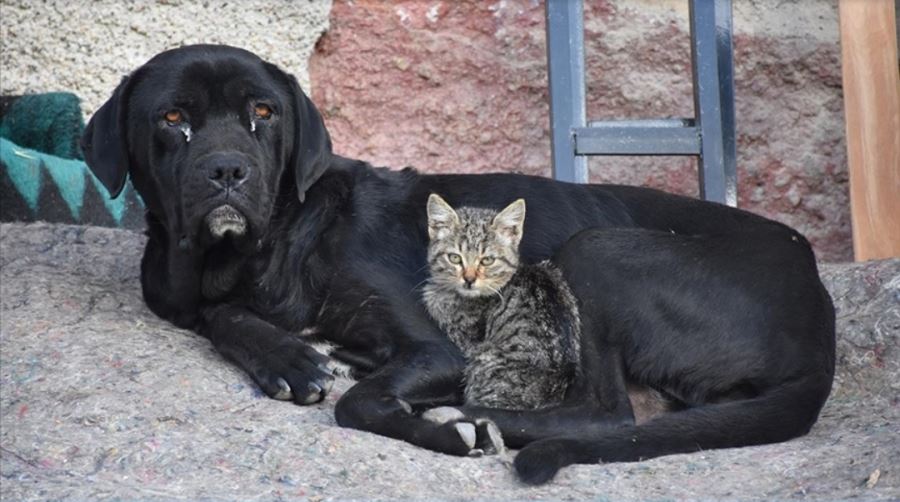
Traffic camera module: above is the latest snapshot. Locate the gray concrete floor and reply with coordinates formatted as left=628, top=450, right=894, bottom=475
left=1, top=223, right=897, bottom=501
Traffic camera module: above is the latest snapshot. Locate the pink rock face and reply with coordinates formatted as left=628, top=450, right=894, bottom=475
left=311, top=0, right=851, bottom=261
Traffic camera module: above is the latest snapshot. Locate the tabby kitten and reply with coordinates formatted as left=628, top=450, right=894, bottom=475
left=422, top=194, right=581, bottom=410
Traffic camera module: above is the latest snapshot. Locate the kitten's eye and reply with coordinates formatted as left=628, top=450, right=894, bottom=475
left=254, top=104, right=273, bottom=120
left=164, top=110, right=184, bottom=125
left=481, top=257, right=495, bottom=266
left=447, top=253, right=462, bottom=265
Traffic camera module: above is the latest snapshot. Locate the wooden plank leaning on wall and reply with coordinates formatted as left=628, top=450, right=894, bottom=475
left=839, top=0, right=900, bottom=261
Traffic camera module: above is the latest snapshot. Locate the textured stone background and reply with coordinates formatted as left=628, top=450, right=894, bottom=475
left=311, top=0, right=851, bottom=261
left=1, top=222, right=898, bottom=501
left=2, top=0, right=856, bottom=261
left=0, top=0, right=332, bottom=116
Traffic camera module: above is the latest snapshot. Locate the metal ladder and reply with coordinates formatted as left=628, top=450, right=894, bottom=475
left=546, top=0, right=737, bottom=206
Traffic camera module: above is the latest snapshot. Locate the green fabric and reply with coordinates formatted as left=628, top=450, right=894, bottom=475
left=0, top=92, right=85, bottom=160
left=0, top=93, right=143, bottom=228
left=1, top=137, right=144, bottom=227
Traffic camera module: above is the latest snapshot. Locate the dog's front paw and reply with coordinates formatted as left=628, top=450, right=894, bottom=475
left=422, top=407, right=505, bottom=456
left=247, top=339, right=336, bottom=405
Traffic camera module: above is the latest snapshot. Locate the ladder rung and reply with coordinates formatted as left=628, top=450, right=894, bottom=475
left=574, top=119, right=701, bottom=156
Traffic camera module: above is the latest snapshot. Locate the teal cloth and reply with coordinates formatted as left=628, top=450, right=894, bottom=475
left=0, top=137, right=143, bottom=227
left=0, top=92, right=144, bottom=228
left=0, top=92, right=85, bottom=160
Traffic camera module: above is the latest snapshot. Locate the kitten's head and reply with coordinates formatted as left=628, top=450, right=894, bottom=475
left=426, top=194, right=526, bottom=298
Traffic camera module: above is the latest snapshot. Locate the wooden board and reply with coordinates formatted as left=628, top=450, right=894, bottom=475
left=839, top=0, right=900, bottom=261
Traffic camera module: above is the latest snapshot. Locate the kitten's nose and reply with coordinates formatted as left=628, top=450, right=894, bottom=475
left=463, top=269, right=477, bottom=286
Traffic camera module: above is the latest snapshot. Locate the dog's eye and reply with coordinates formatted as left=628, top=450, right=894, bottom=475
left=254, top=104, right=273, bottom=120
left=164, top=110, right=183, bottom=125
left=481, top=257, right=495, bottom=266
left=447, top=253, right=462, bottom=265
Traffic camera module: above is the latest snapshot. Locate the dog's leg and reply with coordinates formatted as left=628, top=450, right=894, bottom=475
left=140, top=222, right=204, bottom=329
left=334, top=344, right=508, bottom=457
left=200, top=304, right=337, bottom=404
left=318, top=269, right=505, bottom=455
left=513, top=373, right=833, bottom=484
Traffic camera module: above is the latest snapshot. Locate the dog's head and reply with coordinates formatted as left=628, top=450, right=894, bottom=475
left=82, top=45, right=331, bottom=250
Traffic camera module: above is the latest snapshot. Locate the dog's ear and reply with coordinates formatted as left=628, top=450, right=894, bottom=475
left=267, top=64, right=333, bottom=203
left=81, top=76, right=132, bottom=199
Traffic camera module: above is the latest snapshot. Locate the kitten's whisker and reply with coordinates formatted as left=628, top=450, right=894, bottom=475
left=409, top=278, right=430, bottom=293
left=484, top=284, right=506, bottom=307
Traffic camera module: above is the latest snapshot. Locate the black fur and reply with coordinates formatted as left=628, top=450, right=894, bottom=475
left=82, top=45, right=835, bottom=483
left=510, top=227, right=835, bottom=483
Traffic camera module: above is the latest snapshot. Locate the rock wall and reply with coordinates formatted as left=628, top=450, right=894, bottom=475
left=0, top=0, right=332, bottom=116
left=311, top=0, right=851, bottom=261
left=0, top=0, right=853, bottom=261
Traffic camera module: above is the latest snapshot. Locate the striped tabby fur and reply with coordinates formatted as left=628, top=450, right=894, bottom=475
left=422, top=194, right=581, bottom=409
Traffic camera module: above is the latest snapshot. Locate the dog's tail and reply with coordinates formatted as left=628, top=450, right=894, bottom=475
left=514, top=372, right=833, bottom=485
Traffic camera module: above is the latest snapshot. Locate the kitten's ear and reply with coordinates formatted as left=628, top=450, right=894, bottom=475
left=427, top=194, right=460, bottom=239
left=492, top=198, right=526, bottom=245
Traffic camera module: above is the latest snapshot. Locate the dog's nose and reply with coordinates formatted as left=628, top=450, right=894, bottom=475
left=202, top=154, right=252, bottom=188
left=208, top=163, right=249, bottom=187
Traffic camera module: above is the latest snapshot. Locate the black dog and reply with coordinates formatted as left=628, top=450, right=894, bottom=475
left=81, top=45, right=835, bottom=483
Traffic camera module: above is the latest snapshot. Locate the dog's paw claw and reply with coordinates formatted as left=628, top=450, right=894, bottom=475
left=300, top=382, right=325, bottom=404
left=273, top=378, right=293, bottom=400
left=396, top=398, right=413, bottom=414
left=454, top=422, right=477, bottom=450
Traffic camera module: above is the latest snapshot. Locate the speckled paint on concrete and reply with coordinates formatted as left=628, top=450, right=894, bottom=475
left=1, top=222, right=898, bottom=501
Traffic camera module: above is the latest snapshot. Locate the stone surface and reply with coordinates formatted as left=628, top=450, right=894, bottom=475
left=311, top=0, right=851, bottom=261
left=1, top=222, right=898, bottom=501
left=1, top=0, right=854, bottom=260
left=0, top=0, right=332, bottom=116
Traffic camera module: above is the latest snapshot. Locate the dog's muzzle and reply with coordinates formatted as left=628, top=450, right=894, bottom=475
left=205, top=205, right=247, bottom=240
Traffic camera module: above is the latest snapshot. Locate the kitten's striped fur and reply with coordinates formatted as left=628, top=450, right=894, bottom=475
left=423, top=194, right=581, bottom=409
